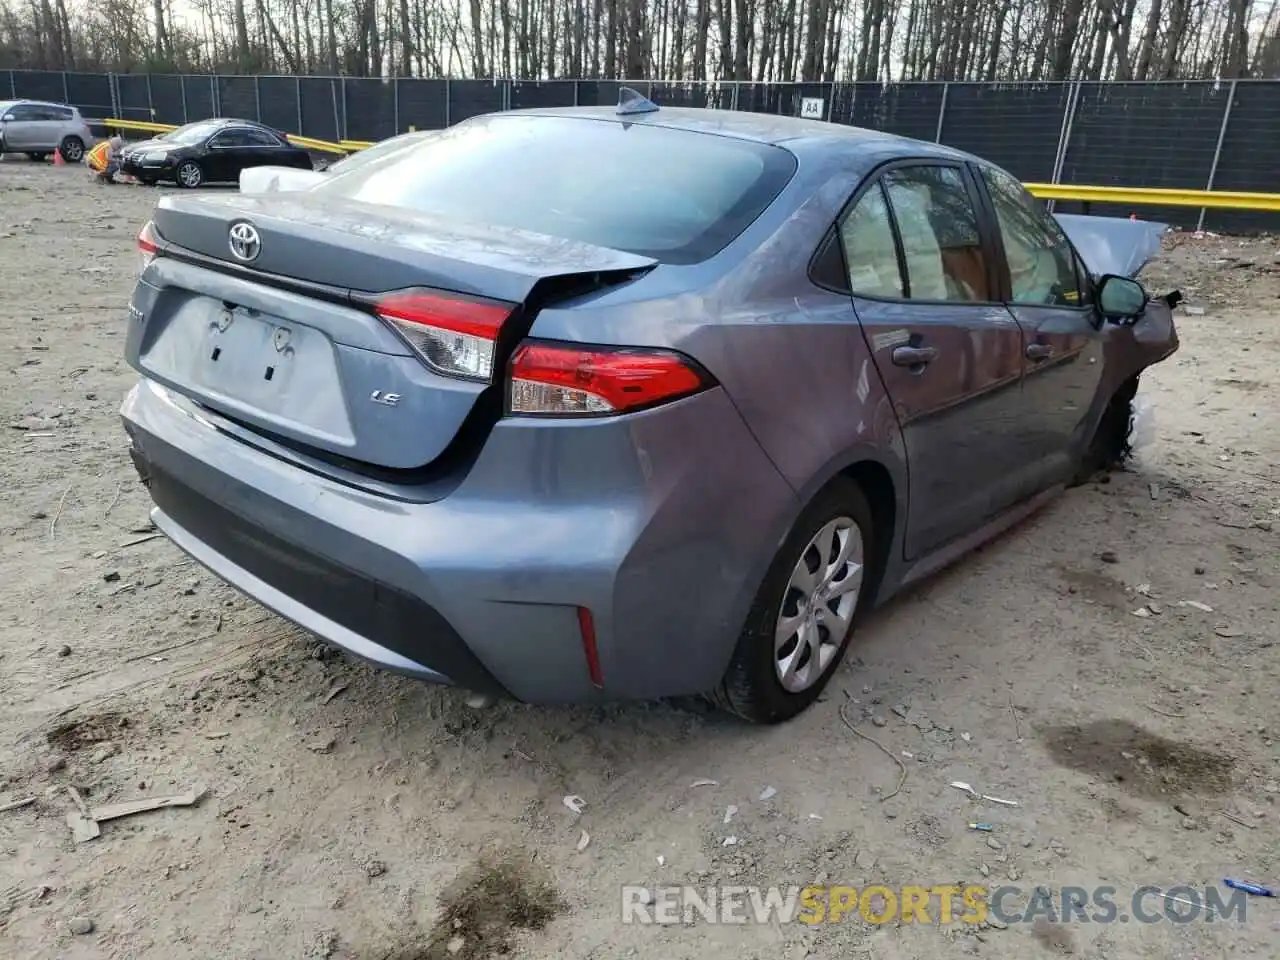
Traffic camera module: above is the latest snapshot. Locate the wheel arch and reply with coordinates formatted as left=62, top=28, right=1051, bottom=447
left=838, top=458, right=898, bottom=607
left=761, top=443, right=908, bottom=614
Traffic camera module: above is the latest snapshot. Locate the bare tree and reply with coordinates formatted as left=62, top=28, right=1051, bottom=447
left=0, top=0, right=1276, bottom=80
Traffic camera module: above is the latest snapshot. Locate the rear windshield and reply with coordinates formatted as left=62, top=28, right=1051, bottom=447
left=311, top=115, right=797, bottom=264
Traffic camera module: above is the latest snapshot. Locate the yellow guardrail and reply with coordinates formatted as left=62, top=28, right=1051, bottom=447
left=102, top=118, right=175, bottom=135
left=100, top=118, right=353, bottom=155
left=339, top=138, right=376, bottom=150
left=1024, top=182, right=1280, bottom=212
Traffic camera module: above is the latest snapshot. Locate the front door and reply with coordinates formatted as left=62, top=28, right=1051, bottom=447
left=205, top=129, right=250, bottom=181
left=2, top=103, right=42, bottom=150
left=976, top=164, right=1106, bottom=491
left=838, top=162, right=1028, bottom=561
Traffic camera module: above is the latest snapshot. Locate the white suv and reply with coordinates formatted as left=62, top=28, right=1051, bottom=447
left=0, top=99, right=94, bottom=162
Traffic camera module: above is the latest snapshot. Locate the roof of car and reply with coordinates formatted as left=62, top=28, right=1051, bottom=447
left=4, top=99, right=74, bottom=108
left=497, top=105, right=968, bottom=158
left=190, top=117, right=273, bottom=129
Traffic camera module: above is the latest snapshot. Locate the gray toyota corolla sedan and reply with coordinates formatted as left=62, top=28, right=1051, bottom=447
left=121, top=92, right=1179, bottom=723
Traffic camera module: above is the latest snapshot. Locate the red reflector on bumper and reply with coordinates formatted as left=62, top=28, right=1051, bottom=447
left=577, top=606, right=603, bottom=688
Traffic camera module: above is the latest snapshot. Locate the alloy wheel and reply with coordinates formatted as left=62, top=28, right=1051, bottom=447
left=773, top=516, right=863, bottom=693
left=178, top=162, right=202, bottom=188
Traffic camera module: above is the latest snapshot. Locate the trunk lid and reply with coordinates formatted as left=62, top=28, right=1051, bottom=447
left=131, top=193, right=655, bottom=471
left=150, top=192, right=655, bottom=301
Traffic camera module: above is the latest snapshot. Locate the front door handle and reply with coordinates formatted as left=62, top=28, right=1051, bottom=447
left=891, top=345, right=938, bottom=367
left=1026, top=343, right=1054, bottom=361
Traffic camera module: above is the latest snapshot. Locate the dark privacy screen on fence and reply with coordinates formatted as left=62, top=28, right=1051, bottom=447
left=5, top=70, right=1278, bottom=230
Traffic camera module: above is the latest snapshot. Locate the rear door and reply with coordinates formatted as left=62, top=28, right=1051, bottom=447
left=33, top=104, right=74, bottom=149
left=241, top=126, right=291, bottom=169
left=975, top=164, right=1106, bottom=491
left=838, top=161, right=1028, bottom=560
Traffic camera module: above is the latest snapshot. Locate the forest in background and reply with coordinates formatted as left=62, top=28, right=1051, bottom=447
left=1, top=0, right=1278, bottom=83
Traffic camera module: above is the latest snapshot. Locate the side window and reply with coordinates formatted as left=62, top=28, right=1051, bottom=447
left=246, top=129, right=282, bottom=146
left=882, top=166, right=992, bottom=302
left=8, top=104, right=41, bottom=120
left=212, top=130, right=250, bottom=147
left=52, top=106, right=75, bottom=121
left=837, top=182, right=904, bottom=298
left=981, top=166, right=1082, bottom=308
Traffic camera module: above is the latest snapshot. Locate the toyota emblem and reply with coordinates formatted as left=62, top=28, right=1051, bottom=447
left=228, top=221, right=261, bottom=263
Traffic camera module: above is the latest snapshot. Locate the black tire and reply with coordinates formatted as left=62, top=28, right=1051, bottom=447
left=175, top=160, right=204, bottom=188
left=1072, top=376, right=1139, bottom=486
left=58, top=137, right=84, bottom=163
left=712, top=478, right=876, bottom=724
left=26, top=152, right=48, bottom=162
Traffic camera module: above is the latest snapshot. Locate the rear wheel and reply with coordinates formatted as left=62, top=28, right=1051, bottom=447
left=712, top=478, right=874, bottom=724
left=58, top=137, right=84, bottom=163
left=176, top=160, right=204, bottom=188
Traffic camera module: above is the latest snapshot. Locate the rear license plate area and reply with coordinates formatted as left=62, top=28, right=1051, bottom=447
left=139, top=298, right=353, bottom=441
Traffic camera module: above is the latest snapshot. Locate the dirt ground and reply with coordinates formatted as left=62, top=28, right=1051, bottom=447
left=1, top=161, right=1278, bottom=960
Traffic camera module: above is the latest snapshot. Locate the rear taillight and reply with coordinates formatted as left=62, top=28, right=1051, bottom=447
left=137, top=221, right=160, bottom=273
left=508, top=342, right=710, bottom=416
left=375, top=289, right=514, bottom=382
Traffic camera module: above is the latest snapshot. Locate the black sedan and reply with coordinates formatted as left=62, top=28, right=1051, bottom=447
left=119, top=118, right=313, bottom=188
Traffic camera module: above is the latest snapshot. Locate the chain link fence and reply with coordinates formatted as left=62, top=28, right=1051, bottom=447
left=4, top=70, right=1277, bottom=230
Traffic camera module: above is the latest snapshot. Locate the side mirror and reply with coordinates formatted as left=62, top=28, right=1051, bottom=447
left=0, top=115, right=13, bottom=123
left=1096, top=274, right=1148, bottom=322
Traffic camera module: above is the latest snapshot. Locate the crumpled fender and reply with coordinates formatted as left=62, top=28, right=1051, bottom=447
left=1054, top=213, right=1167, bottom=278
left=1098, top=293, right=1179, bottom=403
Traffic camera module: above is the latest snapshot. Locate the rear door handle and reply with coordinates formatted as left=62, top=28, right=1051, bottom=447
left=891, top=345, right=938, bottom=367
left=1026, top=343, right=1054, bottom=361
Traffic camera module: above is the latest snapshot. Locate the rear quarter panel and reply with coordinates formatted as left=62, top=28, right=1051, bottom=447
left=525, top=143, right=911, bottom=581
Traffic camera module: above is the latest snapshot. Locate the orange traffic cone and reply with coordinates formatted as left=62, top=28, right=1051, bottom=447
left=52, top=149, right=64, bottom=166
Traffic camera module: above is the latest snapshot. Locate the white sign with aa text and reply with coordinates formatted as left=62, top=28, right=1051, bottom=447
left=800, top=97, right=824, bottom=119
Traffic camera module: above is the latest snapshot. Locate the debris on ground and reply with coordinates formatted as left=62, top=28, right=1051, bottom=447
left=576, top=830, right=590, bottom=852
left=840, top=691, right=909, bottom=800
left=1222, top=879, right=1275, bottom=897
left=359, top=856, right=387, bottom=878
left=562, top=795, right=586, bottom=814
left=321, top=682, right=348, bottom=704
left=689, top=778, right=718, bottom=788
left=305, top=930, right=338, bottom=958
left=0, top=796, right=35, bottom=813
left=67, top=786, right=204, bottom=843
left=68, top=916, right=94, bottom=935
left=949, top=781, right=1020, bottom=807
left=759, top=786, right=777, bottom=801
left=723, top=805, right=737, bottom=824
